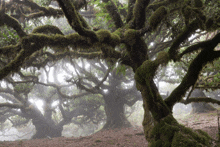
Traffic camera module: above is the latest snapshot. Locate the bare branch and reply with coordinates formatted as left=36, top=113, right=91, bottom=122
left=181, top=97, right=220, bottom=105
left=0, top=103, right=24, bottom=109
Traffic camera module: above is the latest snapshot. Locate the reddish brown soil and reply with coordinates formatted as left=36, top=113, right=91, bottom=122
left=1, top=111, right=220, bottom=147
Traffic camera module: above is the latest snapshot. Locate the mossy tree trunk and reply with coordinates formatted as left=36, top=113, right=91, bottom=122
left=191, top=89, right=216, bottom=114
left=129, top=28, right=216, bottom=146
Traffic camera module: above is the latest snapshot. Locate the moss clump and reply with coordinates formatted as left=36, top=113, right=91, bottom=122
left=155, top=51, right=170, bottom=66
left=96, top=29, right=120, bottom=47
left=96, top=29, right=111, bottom=43
left=109, top=33, right=120, bottom=47
left=134, top=60, right=158, bottom=85
left=149, top=6, right=168, bottom=31
left=32, top=25, right=63, bottom=35
left=123, top=29, right=137, bottom=46
left=113, top=28, right=123, bottom=38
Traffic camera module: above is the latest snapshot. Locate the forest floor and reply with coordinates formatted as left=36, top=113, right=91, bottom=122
left=0, top=111, right=220, bottom=147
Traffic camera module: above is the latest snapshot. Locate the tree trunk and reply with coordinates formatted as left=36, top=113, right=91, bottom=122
left=32, top=118, right=63, bottom=139
left=101, top=95, right=131, bottom=130
left=138, top=83, right=213, bottom=146
left=23, top=106, right=63, bottom=139
left=191, top=89, right=216, bottom=114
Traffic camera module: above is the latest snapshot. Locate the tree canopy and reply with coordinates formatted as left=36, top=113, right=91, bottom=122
left=0, top=0, right=220, bottom=146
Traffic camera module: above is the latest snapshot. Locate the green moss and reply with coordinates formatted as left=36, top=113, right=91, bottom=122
left=113, top=28, right=123, bottom=38
left=124, top=29, right=137, bottom=46
left=150, top=140, right=163, bottom=147
left=172, top=132, right=203, bottom=147
left=149, top=6, right=168, bottom=31
left=109, top=33, right=120, bottom=47
left=96, top=29, right=111, bottom=42
left=148, top=114, right=212, bottom=147
left=134, top=60, right=158, bottom=85
left=96, top=29, right=120, bottom=47
left=155, top=51, right=170, bottom=66
left=32, top=25, right=63, bottom=35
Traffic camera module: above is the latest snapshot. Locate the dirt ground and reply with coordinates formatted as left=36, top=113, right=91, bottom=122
left=1, top=111, right=220, bottom=147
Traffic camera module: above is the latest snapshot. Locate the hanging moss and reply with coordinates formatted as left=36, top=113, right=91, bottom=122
left=149, top=6, right=168, bottom=31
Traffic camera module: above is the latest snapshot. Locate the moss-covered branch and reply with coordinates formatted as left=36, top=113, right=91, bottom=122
left=32, top=25, right=64, bottom=35
left=56, top=0, right=98, bottom=42
left=179, top=32, right=220, bottom=58
left=0, top=44, right=21, bottom=56
left=165, top=34, right=220, bottom=110
left=126, top=0, right=136, bottom=23
left=168, top=20, right=199, bottom=61
left=147, top=0, right=177, bottom=10
left=0, top=29, right=121, bottom=80
left=102, top=0, right=123, bottom=28
left=0, top=13, right=27, bottom=38
left=133, top=0, right=150, bottom=29
left=13, top=0, right=63, bottom=19
left=181, top=97, right=220, bottom=105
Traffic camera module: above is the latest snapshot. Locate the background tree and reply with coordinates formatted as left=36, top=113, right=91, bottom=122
left=64, top=59, right=141, bottom=129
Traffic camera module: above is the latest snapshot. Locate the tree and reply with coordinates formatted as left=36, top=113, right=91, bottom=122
left=0, top=67, right=105, bottom=139
left=0, top=0, right=220, bottom=146
left=65, top=59, right=141, bottom=129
